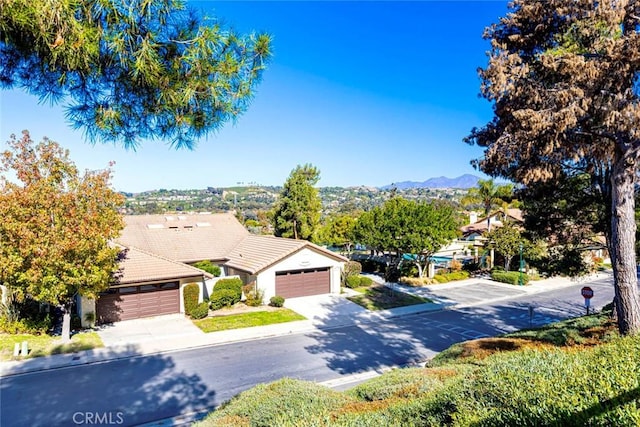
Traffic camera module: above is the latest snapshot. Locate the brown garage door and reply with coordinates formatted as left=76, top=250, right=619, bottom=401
left=96, top=282, right=180, bottom=323
left=275, top=267, right=331, bottom=298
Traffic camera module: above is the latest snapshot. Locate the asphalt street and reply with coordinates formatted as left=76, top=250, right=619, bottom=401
left=0, top=276, right=616, bottom=427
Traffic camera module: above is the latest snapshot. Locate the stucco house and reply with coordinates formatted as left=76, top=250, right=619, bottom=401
left=81, top=213, right=346, bottom=324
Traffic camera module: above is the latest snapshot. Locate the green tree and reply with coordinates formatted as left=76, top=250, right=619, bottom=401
left=485, top=222, right=525, bottom=271
left=0, top=0, right=272, bottom=148
left=316, top=213, right=358, bottom=253
left=352, top=197, right=459, bottom=278
left=461, top=179, right=514, bottom=231
left=519, top=171, right=609, bottom=276
left=0, top=131, right=124, bottom=339
left=466, top=0, right=640, bottom=335
left=272, top=164, right=322, bottom=241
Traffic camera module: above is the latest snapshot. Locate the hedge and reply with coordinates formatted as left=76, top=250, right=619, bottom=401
left=491, top=270, right=530, bottom=285
left=432, top=270, right=470, bottom=283
left=345, top=275, right=374, bottom=289
left=183, top=283, right=200, bottom=315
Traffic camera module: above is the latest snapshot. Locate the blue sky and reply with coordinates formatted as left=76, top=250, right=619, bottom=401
left=0, top=1, right=508, bottom=193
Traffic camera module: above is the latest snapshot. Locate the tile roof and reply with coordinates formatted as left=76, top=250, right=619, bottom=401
left=114, top=246, right=212, bottom=285
left=117, top=213, right=249, bottom=263
left=225, top=235, right=348, bottom=274
left=116, top=212, right=348, bottom=277
left=461, top=208, right=524, bottom=235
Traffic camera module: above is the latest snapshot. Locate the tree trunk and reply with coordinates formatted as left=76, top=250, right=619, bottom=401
left=61, top=303, right=72, bottom=343
left=610, top=150, right=640, bottom=335
left=504, top=256, right=513, bottom=271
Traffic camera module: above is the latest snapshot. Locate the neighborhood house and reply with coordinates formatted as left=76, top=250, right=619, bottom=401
left=79, top=213, right=346, bottom=324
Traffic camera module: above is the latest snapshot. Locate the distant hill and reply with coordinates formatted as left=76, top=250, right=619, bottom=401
left=382, top=174, right=480, bottom=190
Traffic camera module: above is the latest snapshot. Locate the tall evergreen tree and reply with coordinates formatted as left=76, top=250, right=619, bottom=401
left=466, top=0, right=640, bottom=334
left=0, top=0, right=272, bottom=148
left=272, top=164, right=321, bottom=241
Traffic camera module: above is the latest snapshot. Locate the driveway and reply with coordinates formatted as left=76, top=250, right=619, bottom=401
left=96, top=314, right=203, bottom=347
left=284, top=293, right=368, bottom=328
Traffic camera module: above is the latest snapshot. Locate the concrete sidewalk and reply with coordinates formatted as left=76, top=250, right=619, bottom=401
left=0, top=271, right=612, bottom=377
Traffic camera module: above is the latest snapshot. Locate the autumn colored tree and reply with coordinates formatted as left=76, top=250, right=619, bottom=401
left=272, top=164, right=322, bottom=241
left=0, top=131, right=124, bottom=339
left=466, top=0, right=640, bottom=335
left=0, top=0, right=272, bottom=148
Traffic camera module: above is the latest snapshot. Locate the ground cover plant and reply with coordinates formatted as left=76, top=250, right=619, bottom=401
left=195, top=306, right=640, bottom=426
left=346, top=284, right=431, bottom=311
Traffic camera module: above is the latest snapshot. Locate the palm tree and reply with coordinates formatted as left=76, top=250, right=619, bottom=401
left=462, top=179, right=514, bottom=232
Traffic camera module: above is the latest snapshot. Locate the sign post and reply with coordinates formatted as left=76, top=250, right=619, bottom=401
left=581, top=286, right=594, bottom=315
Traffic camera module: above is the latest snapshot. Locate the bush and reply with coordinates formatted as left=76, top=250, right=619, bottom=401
left=0, top=314, right=52, bottom=335
left=269, top=296, right=285, bottom=307
left=399, top=276, right=433, bottom=286
left=243, top=284, right=264, bottom=307
left=183, top=283, right=200, bottom=315
left=491, top=270, right=530, bottom=285
left=209, top=289, right=240, bottom=310
left=360, top=259, right=386, bottom=274
left=345, top=275, right=374, bottom=289
left=190, top=302, right=209, bottom=319
left=343, top=261, right=362, bottom=278
left=433, top=271, right=470, bottom=283
left=449, top=259, right=462, bottom=271
left=193, top=260, right=222, bottom=277
left=213, top=277, right=243, bottom=300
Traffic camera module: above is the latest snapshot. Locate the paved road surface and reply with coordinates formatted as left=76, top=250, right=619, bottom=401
left=0, top=276, right=615, bottom=426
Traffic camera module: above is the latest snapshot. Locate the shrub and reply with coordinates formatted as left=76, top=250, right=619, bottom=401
left=433, top=271, right=470, bottom=284
left=343, top=261, right=362, bottom=278
left=193, top=260, right=222, bottom=277
left=359, top=276, right=374, bottom=286
left=345, top=275, right=374, bottom=289
left=209, top=289, right=240, bottom=310
left=345, top=275, right=361, bottom=288
left=183, top=283, right=200, bottom=315
left=213, top=277, right=243, bottom=300
left=243, top=283, right=264, bottom=307
left=491, top=270, right=530, bottom=285
left=269, top=296, right=285, bottom=307
left=449, top=259, right=462, bottom=271
left=360, top=259, right=386, bottom=274
left=190, top=302, right=209, bottom=319
left=0, top=314, right=52, bottom=335
left=399, top=276, right=433, bottom=286
left=200, top=378, right=350, bottom=426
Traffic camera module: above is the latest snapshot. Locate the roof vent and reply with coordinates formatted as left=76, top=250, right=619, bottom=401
left=165, top=216, right=175, bottom=221
left=196, top=222, right=211, bottom=227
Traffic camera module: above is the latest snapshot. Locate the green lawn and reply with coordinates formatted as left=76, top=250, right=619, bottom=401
left=347, top=285, right=431, bottom=311
left=0, top=331, right=104, bottom=361
left=193, top=309, right=306, bottom=333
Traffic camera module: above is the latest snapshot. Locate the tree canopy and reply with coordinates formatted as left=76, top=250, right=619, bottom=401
left=272, top=164, right=322, bottom=241
left=352, top=197, right=459, bottom=278
left=0, top=0, right=272, bottom=149
left=461, top=178, right=513, bottom=231
left=466, top=0, right=640, bottom=335
left=316, top=213, right=358, bottom=252
left=0, top=131, right=124, bottom=310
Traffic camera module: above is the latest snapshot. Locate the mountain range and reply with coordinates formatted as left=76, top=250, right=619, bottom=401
left=382, top=174, right=480, bottom=190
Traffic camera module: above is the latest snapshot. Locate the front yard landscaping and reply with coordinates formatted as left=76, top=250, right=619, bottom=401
left=193, top=308, right=306, bottom=333
left=0, top=331, right=103, bottom=361
left=347, top=284, right=431, bottom=311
